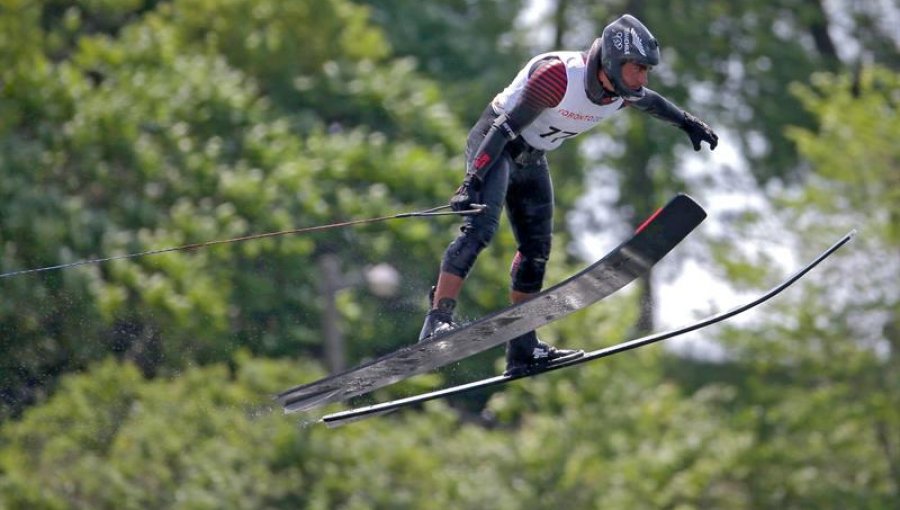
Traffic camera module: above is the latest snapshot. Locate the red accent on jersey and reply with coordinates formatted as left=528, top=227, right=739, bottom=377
left=474, top=152, right=492, bottom=170
left=522, top=60, right=567, bottom=109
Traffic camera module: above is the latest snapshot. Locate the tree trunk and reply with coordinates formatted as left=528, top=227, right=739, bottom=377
left=803, top=0, right=840, bottom=68
left=552, top=0, right=569, bottom=49
left=318, top=254, right=345, bottom=373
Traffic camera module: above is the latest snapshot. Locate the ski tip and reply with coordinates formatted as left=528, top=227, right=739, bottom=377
left=672, top=192, right=700, bottom=205
left=674, top=193, right=707, bottom=218
left=635, top=194, right=706, bottom=234
left=829, top=229, right=857, bottom=253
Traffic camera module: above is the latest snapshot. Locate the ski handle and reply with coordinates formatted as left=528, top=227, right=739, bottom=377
left=397, top=204, right=486, bottom=218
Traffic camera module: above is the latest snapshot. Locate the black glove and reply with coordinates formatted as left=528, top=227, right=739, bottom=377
left=681, top=112, right=718, bottom=151
left=450, top=175, right=482, bottom=212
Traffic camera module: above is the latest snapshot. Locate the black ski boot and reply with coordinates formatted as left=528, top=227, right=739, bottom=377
left=418, top=288, right=459, bottom=342
left=504, top=331, right=583, bottom=376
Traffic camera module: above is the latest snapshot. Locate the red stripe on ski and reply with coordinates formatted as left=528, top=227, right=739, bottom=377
left=635, top=205, right=664, bottom=234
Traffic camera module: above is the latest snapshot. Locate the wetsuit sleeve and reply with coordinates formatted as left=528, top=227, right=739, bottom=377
left=626, top=87, right=686, bottom=126
left=628, top=87, right=719, bottom=150
left=469, top=59, right=567, bottom=181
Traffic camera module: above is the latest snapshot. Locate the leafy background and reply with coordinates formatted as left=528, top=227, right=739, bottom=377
left=0, top=0, right=897, bottom=508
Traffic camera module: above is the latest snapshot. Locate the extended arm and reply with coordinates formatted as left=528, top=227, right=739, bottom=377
left=629, top=88, right=719, bottom=151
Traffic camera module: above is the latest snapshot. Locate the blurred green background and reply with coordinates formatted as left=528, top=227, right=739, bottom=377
left=0, top=0, right=897, bottom=508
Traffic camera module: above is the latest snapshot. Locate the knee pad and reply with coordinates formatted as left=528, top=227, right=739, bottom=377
left=441, top=223, right=497, bottom=277
left=510, top=238, right=551, bottom=293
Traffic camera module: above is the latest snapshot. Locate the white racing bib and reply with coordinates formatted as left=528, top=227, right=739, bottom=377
left=493, top=51, right=625, bottom=151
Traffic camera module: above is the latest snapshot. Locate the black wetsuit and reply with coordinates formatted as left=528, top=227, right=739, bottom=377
left=441, top=53, right=697, bottom=294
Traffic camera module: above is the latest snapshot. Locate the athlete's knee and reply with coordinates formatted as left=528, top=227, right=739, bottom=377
left=510, top=237, right=552, bottom=293
left=441, top=221, right=499, bottom=277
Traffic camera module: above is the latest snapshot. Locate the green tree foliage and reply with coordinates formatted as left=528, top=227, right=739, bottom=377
left=0, top=0, right=477, bottom=417
left=3, top=1, right=899, bottom=508
left=358, top=0, right=530, bottom=121
left=0, top=303, right=751, bottom=510
left=689, top=65, right=900, bottom=507
left=786, top=67, right=900, bottom=244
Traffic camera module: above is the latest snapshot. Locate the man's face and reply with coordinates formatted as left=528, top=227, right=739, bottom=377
left=620, top=61, right=650, bottom=90
left=598, top=61, right=651, bottom=95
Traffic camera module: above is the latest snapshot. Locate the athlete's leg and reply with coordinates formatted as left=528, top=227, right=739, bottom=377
left=506, top=156, right=554, bottom=296
left=420, top=107, right=511, bottom=341
left=503, top=157, right=582, bottom=372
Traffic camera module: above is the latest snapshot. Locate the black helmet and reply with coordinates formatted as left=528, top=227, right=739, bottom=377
left=586, top=14, right=659, bottom=101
